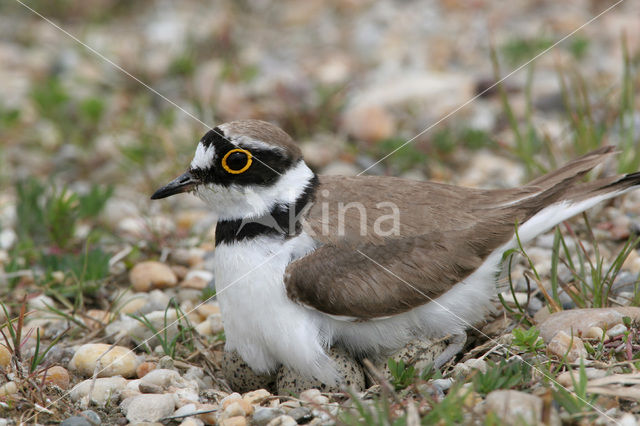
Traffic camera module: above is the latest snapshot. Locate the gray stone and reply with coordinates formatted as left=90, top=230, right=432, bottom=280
left=121, top=393, right=176, bottom=423
left=485, top=390, right=560, bottom=426
left=252, top=407, right=284, bottom=426
left=60, top=416, right=93, bottom=426
left=287, top=406, right=312, bottom=423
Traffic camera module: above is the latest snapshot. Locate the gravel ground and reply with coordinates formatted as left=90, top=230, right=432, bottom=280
left=1, top=0, right=640, bottom=424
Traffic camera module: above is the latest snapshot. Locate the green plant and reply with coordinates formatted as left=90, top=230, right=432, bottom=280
left=501, top=36, right=553, bottom=66
left=473, top=359, right=532, bottom=395
left=387, top=358, right=416, bottom=391
left=129, top=298, right=196, bottom=358
left=552, top=359, right=598, bottom=420
left=512, top=327, right=545, bottom=354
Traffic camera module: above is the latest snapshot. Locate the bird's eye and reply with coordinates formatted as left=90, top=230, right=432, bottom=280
left=222, top=148, right=253, bottom=174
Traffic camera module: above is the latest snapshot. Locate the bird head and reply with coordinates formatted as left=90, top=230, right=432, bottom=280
left=151, top=120, right=314, bottom=221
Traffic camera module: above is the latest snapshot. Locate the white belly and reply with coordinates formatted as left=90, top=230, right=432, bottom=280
left=214, top=233, right=339, bottom=381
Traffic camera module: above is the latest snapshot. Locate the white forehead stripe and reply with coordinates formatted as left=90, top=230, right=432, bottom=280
left=190, top=142, right=216, bottom=169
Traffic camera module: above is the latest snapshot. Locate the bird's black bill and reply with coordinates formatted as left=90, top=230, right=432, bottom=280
left=151, top=171, right=198, bottom=200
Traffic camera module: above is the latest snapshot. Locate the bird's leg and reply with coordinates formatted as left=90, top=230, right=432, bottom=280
left=433, top=332, right=466, bottom=369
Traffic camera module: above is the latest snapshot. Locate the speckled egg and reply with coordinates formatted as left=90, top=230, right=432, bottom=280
left=221, top=351, right=276, bottom=393
left=276, top=346, right=365, bottom=394
left=372, top=337, right=449, bottom=384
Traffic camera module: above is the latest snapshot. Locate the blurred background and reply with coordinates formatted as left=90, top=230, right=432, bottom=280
left=0, top=1, right=639, bottom=423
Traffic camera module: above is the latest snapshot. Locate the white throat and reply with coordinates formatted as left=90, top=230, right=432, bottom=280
left=193, top=160, right=315, bottom=221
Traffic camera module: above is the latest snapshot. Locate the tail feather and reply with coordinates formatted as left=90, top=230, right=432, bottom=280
left=525, top=146, right=617, bottom=191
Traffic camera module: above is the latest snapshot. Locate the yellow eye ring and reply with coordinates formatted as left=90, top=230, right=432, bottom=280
left=221, top=148, right=253, bottom=174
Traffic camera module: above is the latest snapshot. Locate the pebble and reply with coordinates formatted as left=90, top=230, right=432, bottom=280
left=220, top=416, right=247, bottom=426
left=583, top=326, right=605, bottom=340
left=547, top=331, right=587, bottom=362
left=0, top=345, right=10, bottom=368
left=195, top=403, right=218, bottom=424
left=266, top=415, right=297, bottom=426
left=60, top=410, right=101, bottom=426
left=485, top=390, right=560, bottom=426
left=223, top=400, right=253, bottom=418
left=277, top=346, right=365, bottom=394
left=252, top=407, right=284, bottom=426
left=121, top=393, right=176, bottom=423
left=41, top=365, right=71, bottom=389
left=0, top=382, right=17, bottom=397
left=557, top=368, right=608, bottom=387
left=452, top=358, right=488, bottom=377
left=139, top=368, right=181, bottom=389
left=69, top=377, right=128, bottom=406
left=221, top=351, right=276, bottom=394
left=287, top=406, right=312, bottom=423
left=136, top=361, right=157, bottom=378
left=537, top=307, right=640, bottom=342
left=242, top=389, right=271, bottom=405
left=84, top=309, right=113, bottom=331
left=180, top=419, right=204, bottom=426
left=606, top=323, right=628, bottom=338
left=129, top=261, right=178, bottom=292
left=118, top=294, right=149, bottom=315
left=342, top=105, right=396, bottom=144
left=69, top=343, right=139, bottom=378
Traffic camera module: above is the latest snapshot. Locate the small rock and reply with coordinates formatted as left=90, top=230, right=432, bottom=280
left=606, top=323, right=628, bottom=338
left=537, top=307, right=640, bottom=342
left=180, top=418, right=204, bottom=426
left=583, top=327, right=604, bottom=340
left=342, top=105, right=396, bottom=144
left=60, top=410, right=101, bottom=426
left=287, top=406, right=312, bottom=423
left=266, top=415, right=297, bottom=426
left=453, top=358, right=488, bottom=377
left=221, top=392, right=242, bottom=409
left=557, top=368, right=608, bottom=387
left=547, top=331, right=587, bottom=362
left=59, top=416, right=93, bottom=426
left=69, top=377, right=128, bottom=406
left=69, top=343, right=139, bottom=378
left=223, top=400, right=253, bottom=418
left=0, top=345, right=10, bottom=368
left=277, top=347, right=365, bottom=394
left=139, top=369, right=181, bottom=389
left=221, top=351, right=276, bottom=394
left=121, top=393, right=176, bottom=423
left=136, top=361, right=157, bottom=378
left=84, top=309, right=113, bottom=331
left=252, top=407, right=284, bottom=426
left=139, top=383, right=163, bottom=394
left=242, top=389, right=270, bottom=405
left=129, top=261, right=178, bottom=292
left=485, top=390, right=560, bottom=426
left=220, top=416, right=247, bottom=426
left=0, top=381, right=17, bottom=396
left=195, top=403, right=218, bottom=424
left=118, top=294, right=149, bottom=315
left=41, top=365, right=71, bottom=389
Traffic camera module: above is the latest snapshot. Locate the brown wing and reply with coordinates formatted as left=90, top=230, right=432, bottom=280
left=285, top=226, right=507, bottom=319
left=285, top=147, right=618, bottom=319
